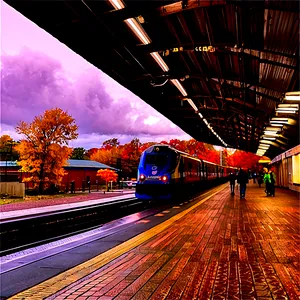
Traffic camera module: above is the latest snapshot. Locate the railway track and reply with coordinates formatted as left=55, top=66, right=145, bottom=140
left=0, top=197, right=146, bottom=256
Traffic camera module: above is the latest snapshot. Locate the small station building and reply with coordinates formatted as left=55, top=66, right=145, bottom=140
left=0, top=159, right=118, bottom=192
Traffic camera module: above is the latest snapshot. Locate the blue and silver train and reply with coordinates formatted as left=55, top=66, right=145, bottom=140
left=135, top=144, right=237, bottom=200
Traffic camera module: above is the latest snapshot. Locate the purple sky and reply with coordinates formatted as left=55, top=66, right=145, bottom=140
left=1, top=2, right=191, bottom=149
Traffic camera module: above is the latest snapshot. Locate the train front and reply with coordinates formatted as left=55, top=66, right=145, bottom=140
left=135, top=145, right=177, bottom=200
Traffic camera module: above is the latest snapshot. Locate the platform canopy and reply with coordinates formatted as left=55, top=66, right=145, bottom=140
left=5, top=0, right=299, bottom=159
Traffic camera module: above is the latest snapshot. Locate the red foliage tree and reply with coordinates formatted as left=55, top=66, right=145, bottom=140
left=96, top=169, right=118, bottom=191
left=86, top=148, right=98, bottom=159
left=227, top=150, right=260, bottom=169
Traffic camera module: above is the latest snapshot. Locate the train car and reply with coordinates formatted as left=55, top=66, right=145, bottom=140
left=135, top=144, right=237, bottom=201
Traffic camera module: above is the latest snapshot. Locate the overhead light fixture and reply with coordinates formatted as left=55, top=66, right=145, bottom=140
left=187, top=99, right=198, bottom=111
left=265, top=126, right=282, bottom=131
left=125, top=18, right=151, bottom=45
left=259, top=140, right=273, bottom=145
left=150, top=52, right=169, bottom=72
left=259, top=145, right=270, bottom=150
left=257, top=151, right=265, bottom=155
left=271, top=118, right=289, bottom=121
left=259, top=144, right=269, bottom=148
left=198, top=112, right=203, bottom=118
left=270, top=120, right=289, bottom=124
left=264, top=131, right=279, bottom=136
left=109, top=0, right=151, bottom=45
left=278, top=104, right=299, bottom=109
left=270, top=123, right=284, bottom=127
left=109, top=0, right=125, bottom=9
left=264, top=130, right=279, bottom=134
left=285, top=91, right=300, bottom=101
left=276, top=110, right=297, bottom=114
left=258, top=149, right=268, bottom=153
left=276, top=108, right=298, bottom=112
left=270, top=121, right=285, bottom=124
left=170, top=79, right=187, bottom=96
left=262, top=136, right=276, bottom=140
left=285, top=96, right=300, bottom=101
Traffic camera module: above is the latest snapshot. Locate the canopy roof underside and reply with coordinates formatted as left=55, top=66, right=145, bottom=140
left=5, top=0, right=299, bottom=158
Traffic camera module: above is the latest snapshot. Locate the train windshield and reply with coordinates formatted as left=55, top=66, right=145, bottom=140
left=145, top=154, right=168, bottom=166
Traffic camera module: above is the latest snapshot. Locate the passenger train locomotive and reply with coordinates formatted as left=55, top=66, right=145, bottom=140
left=135, top=144, right=237, bottom=201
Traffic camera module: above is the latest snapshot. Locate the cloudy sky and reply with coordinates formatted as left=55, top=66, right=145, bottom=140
left=1, top=1, right=191, bottom=149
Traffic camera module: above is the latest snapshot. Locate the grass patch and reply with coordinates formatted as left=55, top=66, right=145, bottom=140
left=0, top=192, right=89, bottom=206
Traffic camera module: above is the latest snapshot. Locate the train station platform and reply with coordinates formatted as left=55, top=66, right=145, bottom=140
left=4, top=182, right=300, bottom=299
left=0, top=190, right=136, bottom=221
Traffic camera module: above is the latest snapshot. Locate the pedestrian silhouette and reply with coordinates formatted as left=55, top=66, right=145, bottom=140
left=237, top=168, right=249, bottom=199
left=229, top=172, right=236, bottom=195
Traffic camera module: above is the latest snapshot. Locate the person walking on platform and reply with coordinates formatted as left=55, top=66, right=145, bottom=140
left=269, top=169, right=276, bottom=197
left=237, top=168, right=248, bottom=199
left=229, top=172, right=236, bottom=195
left=257, top=170, right=264, bottom=188
left=263, top=168, right=272, bottom=196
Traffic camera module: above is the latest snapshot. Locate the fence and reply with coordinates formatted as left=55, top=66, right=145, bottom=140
left=0, top=182, right=25, bottom=198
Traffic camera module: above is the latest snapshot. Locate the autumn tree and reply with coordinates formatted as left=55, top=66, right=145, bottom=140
left=97, top=169, right=118, bottom=191
left=168, top=139, right=187, bottom=152
left=121, top=138, right=141, bottom=162
left=15, top=108, right=78, bottom=193
left=0, top=135, right=13, bottom=147
left=86, top=148, right=98, bottom=159
left=71, top=147, right=87, bottom=160
left=91, top=146, right=121, bottom=167
left=227, top=150, right=260, bottom=169
left=102, top=138, right=120, bottom=150
left=139, top=142, right=156, bottom=152
left=0, top=135, right=19, bottom=161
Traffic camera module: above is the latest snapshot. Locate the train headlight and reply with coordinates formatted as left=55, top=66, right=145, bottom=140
left=162, top=175, right=168, bottom=182
left=139, top=174, right=146, bottom=182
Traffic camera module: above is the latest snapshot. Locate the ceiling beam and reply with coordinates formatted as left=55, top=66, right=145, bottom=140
left=136, top=72, right=281, bottom=99
left=138, top=43, right=298, bottom=61
left=156, top=0, right=226, bottom=17
left=218, top=48, right=298, bottom=70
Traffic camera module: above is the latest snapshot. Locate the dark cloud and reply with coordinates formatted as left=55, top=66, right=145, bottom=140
left=1, top=49, right=189, bottom=142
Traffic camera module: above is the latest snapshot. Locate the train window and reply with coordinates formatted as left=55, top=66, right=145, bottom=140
left=198, top=162, right=201, bottom=179
left=169, top=153, right=179, bottom=171
left=207, top=164, right=217, bottom=179
left=145, top=154, right=168, bottom=166
left=188, top=162, right=192, bottom=177
left=201, top=162, right=206, bottom=179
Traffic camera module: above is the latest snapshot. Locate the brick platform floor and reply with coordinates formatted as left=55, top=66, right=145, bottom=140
left=10, top=183, right=300, bottom=299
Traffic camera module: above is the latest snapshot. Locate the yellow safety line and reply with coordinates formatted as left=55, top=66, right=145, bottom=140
left=9, top=184, right=227, bottom=300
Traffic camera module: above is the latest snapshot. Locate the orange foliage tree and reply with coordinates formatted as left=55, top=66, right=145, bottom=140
left=96, top=169, right=118, bottom=191
left=0, top=134, right=13, bottom=146
left=91, top=139, right=122, bottom=166
left=0, top=134, right=19, bottom=161
left=15, top=108, right=78, bottom=193
left=227, top=150, right=260, bottom=169
left=168, top=139, right=187, bottom=152
left=91, top=138, right=144, bottom=179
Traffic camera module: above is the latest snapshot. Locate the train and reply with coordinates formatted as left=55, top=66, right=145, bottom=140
left=135, top=144, right=237, bottom=201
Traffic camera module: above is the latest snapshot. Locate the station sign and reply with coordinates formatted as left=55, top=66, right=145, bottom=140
left=161, top=45, right=216, bottom=56
left=194, top=46, right=215, bottom=52
left=162, top=47, right=184, bottom=56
